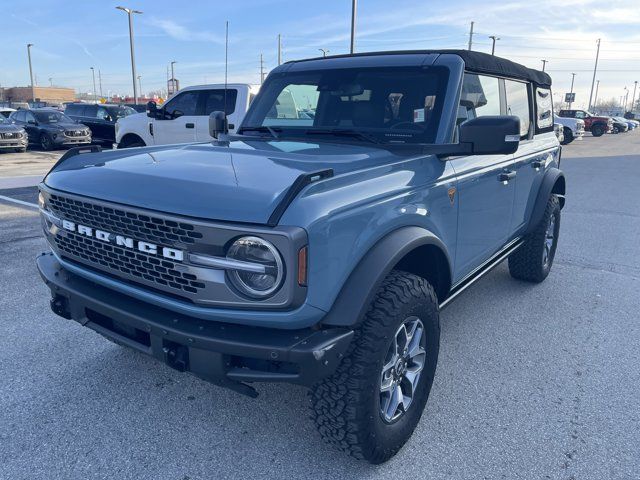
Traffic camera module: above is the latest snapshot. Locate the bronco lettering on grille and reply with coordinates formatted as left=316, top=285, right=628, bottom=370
left=61, top=220, right=184, bottom=261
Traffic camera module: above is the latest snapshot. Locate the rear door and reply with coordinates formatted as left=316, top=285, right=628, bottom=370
left=449, top=73, right=516, bottom=281
left=195, top=88, right=238, bottom=141
left=154, top=90, right=199, bottom=145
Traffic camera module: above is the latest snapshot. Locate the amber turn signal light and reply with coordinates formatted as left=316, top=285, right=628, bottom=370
left=297, top=246, right=308, bottom=286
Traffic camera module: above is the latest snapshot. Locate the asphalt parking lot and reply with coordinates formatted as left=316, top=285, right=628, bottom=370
left=0, top=134, right=639, bottom=479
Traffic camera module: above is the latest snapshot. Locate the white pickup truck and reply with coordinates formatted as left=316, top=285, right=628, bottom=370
left=553, top=114, right=585, bottom=145
left=115, top=83, right=259, bottom=148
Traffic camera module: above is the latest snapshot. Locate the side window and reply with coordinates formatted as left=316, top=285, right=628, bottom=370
left=505, top=79, right=531, bottom=138
left=574, top=111, right=585, bottom=119
left=25, top=111, right=36, bottom=123
left=535, top=88, right=553, bottom=131
left=458, top=74, right=501, bottom=125
left=164, top=91, right=199, bottom=118
left=201, top=89, right=237, bottom=116
left=96, top=107, right=110, bottom=120
left=15, top=111, right=26, bottom=122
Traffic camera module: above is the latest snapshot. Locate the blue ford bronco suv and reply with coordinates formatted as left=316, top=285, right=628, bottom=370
left=37, top=50, right=565, bottom=463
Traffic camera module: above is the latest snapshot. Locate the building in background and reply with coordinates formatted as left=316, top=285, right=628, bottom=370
left=4, top=86, right=76, bottom=106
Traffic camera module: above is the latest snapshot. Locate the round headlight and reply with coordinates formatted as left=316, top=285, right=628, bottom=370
left=226, top=236, right=284, bottom=298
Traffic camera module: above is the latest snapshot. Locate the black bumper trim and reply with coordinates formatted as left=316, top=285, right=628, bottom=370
left=37, top=253, right=353, bottom=392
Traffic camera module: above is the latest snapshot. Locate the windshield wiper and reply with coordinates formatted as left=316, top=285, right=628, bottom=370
left=305, top=128, right=382, bottom=144
left=238, top=126, right=281, bottom=139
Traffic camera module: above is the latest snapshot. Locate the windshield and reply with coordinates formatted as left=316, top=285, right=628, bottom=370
left=241, top=66, right=449, bottom=144
left=34, top=111, right=73, bottom=124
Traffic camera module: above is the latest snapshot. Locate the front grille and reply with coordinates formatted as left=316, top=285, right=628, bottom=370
left=47, top=194, right=203, bottom=246
left=65, top=130, right=87, bottom=137
left=55, top=231, right=206, bottom=295
left=1, top=132, right=21, bottom=139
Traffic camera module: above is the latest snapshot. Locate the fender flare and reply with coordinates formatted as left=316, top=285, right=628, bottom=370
left=526, top=167, right=565, bottom=234
left=321, top=226, right=452, bottom=328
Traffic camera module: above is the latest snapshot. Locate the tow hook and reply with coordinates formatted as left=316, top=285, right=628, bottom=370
left=50, top=295, right=71, bottom=319
left=162, top=342, right=189, bottom=372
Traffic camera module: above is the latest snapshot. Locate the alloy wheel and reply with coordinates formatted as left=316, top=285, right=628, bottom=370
left=542, top=214, right=556, bottom=267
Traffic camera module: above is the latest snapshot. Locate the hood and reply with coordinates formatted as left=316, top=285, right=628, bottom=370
left=43, top=139, right=402, bottom=224
left=0, top=124, right=24, bottom=133
left=41, top=122, right=87, bottom=131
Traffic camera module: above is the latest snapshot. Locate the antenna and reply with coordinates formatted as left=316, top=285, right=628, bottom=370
left=224, top=20, right=229, bottom=119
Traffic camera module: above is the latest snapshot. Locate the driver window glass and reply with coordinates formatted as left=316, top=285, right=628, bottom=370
left=25, top=112, right=36, bottom=123
left=16, top=111, right=26, bottom=122
left=164, top=91, right=199, bottom=117
left=458, top=74, right=500, bottom=126
left=97, top=107, right=109, bottom=120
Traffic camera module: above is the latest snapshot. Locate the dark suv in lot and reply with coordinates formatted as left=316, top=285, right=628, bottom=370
left=10, top=108, right=91, bottom=150
left=37, top=50, right=565, bottom=463
left=65, top=103, right=136, bottom=144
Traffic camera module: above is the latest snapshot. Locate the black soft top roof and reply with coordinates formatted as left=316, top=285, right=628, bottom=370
left=287, top=49, right=552, bottom=88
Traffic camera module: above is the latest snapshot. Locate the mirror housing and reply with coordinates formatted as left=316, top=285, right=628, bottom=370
left=459, top=115, right=520, bottom=155
left=146, top=101, right=158, bottom=119
left=209, top=111, right=228, bottom=139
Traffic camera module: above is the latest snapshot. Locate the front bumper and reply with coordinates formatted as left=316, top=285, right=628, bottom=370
left=37, top=252, right=353, bottom=394
left=0, top=137, right=28, bottom=149
left=54, top=134, right=92, bottom=146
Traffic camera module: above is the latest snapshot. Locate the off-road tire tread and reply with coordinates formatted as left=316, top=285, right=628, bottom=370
left=509, top=195, right=560, bottom=283
left=309, top=270, right=438, bottom=463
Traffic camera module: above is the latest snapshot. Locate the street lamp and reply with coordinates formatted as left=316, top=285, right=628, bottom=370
left=568, top=73, right=576, bottom=109
left=116, top=6, right=143, bottom=104
left=318, top=48, right=330, bottom=57
left=350, top=0, right=357, bottom=54
left=90, top=67, right=97, bottom=103
left=631, top=81, right=638, bottom=113
left=489, top=35, right=500, bottom=55
left=170, top=61, right=177, bottom=94
left=27, top=43, right=35, bottom=103
left=541, top=59, right=548, bottom=72
left=137, top=75, right=142, bottom=100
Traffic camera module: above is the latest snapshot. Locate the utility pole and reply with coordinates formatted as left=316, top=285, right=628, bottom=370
left=137, top=75, right=142, bottom=101
left=116, top=6, right=143, bottom=104
left=260, top=54, right=265, bottom=84
left=98, top=69, right=103, bottom=98
left=171, top=61, right=177, bottom=93
left=90, top=67, right=97, bottom=103
left=489, top=35, right=499, bottom=55
left=49, top=77, right=53, bottom=87
left=631, top=80, right=638, bottom=113
left=541, top=59, right=548, bottom=72
left=319, top=48, right=329, bottom=57
left=27, top=43, right=35, bottom=102
left=623, top=87, right=629, bottom=112
left=350, top=0, right=357, bottom=54
left=468, top=21, right=475, bottom=50
left=277, top=34, right=282, bottom=66
left=593, top=80, right=600, bottom=111
left=587, top=38, right=601, bottom=111
left=568, top=73, right=576, bottom=109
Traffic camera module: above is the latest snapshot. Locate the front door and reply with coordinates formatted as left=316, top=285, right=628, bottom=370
left=154, top=90, right=199, bottom=145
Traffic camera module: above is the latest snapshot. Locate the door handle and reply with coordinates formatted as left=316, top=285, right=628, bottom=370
left=498, top=171, right=516, bottom=183
left=531, top=160, right=544, bottom=170
left=185, top=123, right=195, bottom=129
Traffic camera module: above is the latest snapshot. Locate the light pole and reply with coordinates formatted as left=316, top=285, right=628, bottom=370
left=27, top=43, right=35, bottom=102
left=171, top=61, right=177, bottom=94
left=350, top=0, right=357, bottom=54
left=593, top=80, right=600, bottom=111
left=631, top=81, right=638, bottom=113
left=319, top=48, right=329, bottom=57
left=137, top=75, right=142, bottom=100
left=588, top=39, right=601, bottom=111
left=90, top=67, right=97, bottom=103
left=489, top=35, right=500, bottom=55
left=48, top=77, right=53, bottom=87
left=541, top=59, right=548, bottom=72
left=568, top=73, right=576, bottom=109
left=116, top=6, right=142, bottom=104
left=623, top=87, right=629, bottom=112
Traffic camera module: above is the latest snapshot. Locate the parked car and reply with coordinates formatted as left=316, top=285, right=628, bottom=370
left=65, top=103, right=136, bottom=144
left=613, top=116, right=636, bottom=131
left=124, top=103, right=148, bottom=113
left=554, top=122, right=564, bottom=143
left=37, top=50, right=564, bottom=463
left=115, top=83, right=259, bottom=148
left=553, top=114, right=585, bottom=144
left=0, top=114, right=28, bottom=153
left=9, top=108, right=91, bottom=150
left=0, top=107, right=17, bottom=118
left=610, top=117, right=629, bottom=134
left=558, top=109, right=613, bottom=136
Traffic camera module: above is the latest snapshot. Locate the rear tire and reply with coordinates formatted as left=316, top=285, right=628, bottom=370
left=310, top=270, right=440, bottom=464
left=561, top=127, right=573, bottom=145
left=509, top=195, right=560, bottom=283
left=591, top=125, right=604, bottom=137
left=613, top=125, right=620, bottom=134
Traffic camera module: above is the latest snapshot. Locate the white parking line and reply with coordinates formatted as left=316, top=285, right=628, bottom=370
left=0, top=194, right=38, bottom=209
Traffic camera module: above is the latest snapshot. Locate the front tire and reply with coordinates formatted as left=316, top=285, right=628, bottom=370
left=591, top=125, right=604, bottom=137
left=310, top=270, right=440, bottom=464
left=561, top=127, right=574, bottom=145
left=14, top=148, right=27, bottom=153
left=39, top=133, right=53, bottom=151
left=509, top=195, right=561, bottom=283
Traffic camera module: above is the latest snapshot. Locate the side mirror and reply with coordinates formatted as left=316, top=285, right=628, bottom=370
left=28, top=120, right=37, bottom=125
left=146, top=101, right=158, bottom=119
left=209, top=111, right=228, bottom=139
left=459, top=115, right=520, bottom=155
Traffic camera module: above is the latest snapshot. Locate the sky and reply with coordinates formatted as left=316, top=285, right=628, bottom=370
left=1, top=0, right=639, bottom=109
